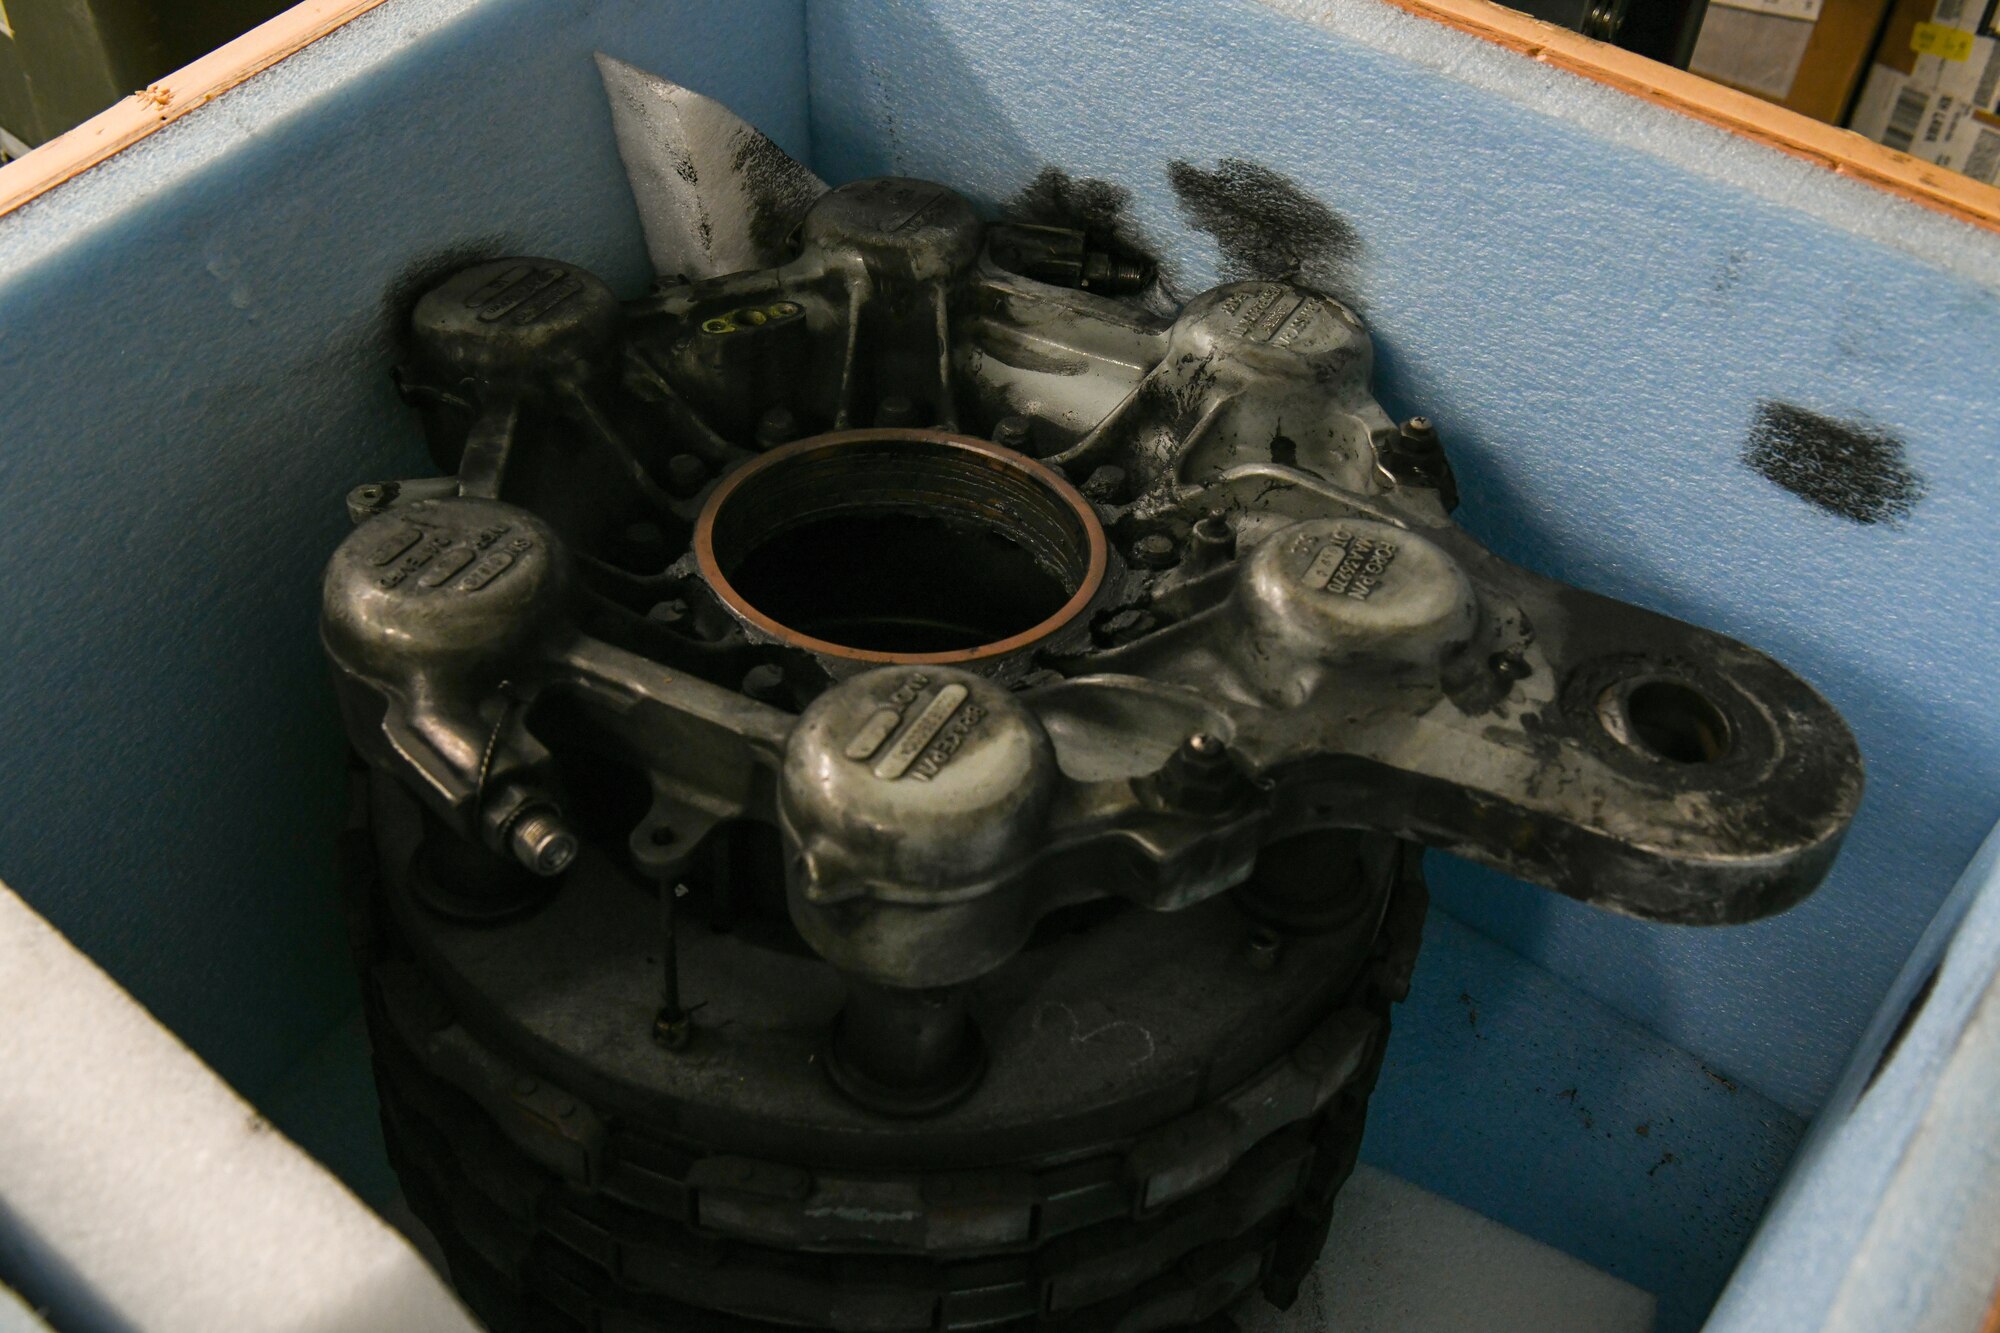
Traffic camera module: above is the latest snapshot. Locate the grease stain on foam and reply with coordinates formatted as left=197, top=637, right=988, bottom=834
left=1743, top=400, right=1924, bottom=525
left=729, top=129, right=821, bottom=262
left=1167, top=158, right=1359, bottom=299
left=1009, top=166, right=1167, bottom=291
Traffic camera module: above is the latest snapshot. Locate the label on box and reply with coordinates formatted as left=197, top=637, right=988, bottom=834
left=1958, top=121, right=2000, bottom=177
left=1885, top=84, right=1943, bottom=152
left=1974, top=37, right=2000, bottom=103
left=1904, top=27, right=1998, bottom=106
left=1914, top=19, right=1979, bottom=59
left=1851, top=64, right=1912, bottom=141
left=1909, top=77, right=2000, bottom=171
left=1711, top=0, right=1824, bottom=18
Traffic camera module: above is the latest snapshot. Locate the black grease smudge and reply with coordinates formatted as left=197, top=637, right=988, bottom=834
left=1009, top=167, right=1160, bottom=274
left=1167, top=158, right=1359, bottom=297
left=730, top=130, right=823, bottom=262
left=1744, top=401, right=1924, bottom=525
left=1012, top=166, right=1132, bottom=237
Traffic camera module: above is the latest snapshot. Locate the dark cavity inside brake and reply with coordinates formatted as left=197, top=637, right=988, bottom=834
left=1626, top=679, right=1733, bottom=764
left=726, top=510, right=1073, bottom=653
left=703, top=433, right=1102, bottom=656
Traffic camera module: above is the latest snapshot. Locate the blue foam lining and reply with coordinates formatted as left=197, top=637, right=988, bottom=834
left=1366, top=906, right=1801, bottom=1333
left=0, top=0, right=810, bottom=1100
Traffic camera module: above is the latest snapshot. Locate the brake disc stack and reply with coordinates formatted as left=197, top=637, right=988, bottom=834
left=323, top=71, right=1861, bottom=1333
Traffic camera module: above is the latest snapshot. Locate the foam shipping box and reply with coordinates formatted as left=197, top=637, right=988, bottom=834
left=0, top=2, right=1997, bottom=1330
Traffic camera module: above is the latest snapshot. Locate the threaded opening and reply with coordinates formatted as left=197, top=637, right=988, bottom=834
left=695, top=430, right=1106, bottom=663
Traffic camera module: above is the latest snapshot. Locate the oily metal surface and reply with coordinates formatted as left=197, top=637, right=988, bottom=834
left=328, top=188, right=1862, bottom=944
left=368, top=772, right=1395, bottom=1168
left=349, top=765, right=1422, bottom=1332
left=323, top=144, right=1861, bottom=1333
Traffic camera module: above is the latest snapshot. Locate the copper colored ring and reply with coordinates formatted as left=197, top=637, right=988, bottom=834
left=693, top=428, right=1109, bottom=665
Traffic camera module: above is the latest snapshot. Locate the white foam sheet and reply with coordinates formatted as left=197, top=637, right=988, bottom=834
left=0, top=1284, right=49, bottom=1332
left=597, top=53, right=826, bottom=279
left=0, top=881, right=478, bottom=1333
left=1241, top=1165, right=1656, bottom=1333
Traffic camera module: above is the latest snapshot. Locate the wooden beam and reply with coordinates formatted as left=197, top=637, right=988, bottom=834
left=0, top=0, right=392, bottom=220
left=1377, top=0, right=2000, bottom=235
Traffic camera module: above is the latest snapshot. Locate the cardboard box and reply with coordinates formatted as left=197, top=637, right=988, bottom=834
left=1850, top=0, right=2000, bottom=181
left=1691, top=0, right=1897, bottom=123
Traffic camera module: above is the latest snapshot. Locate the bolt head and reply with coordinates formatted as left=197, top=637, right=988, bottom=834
left=1133, top=532, right=1179, bottom=569
left=993, top=415, right=1035, bottom=451
left=654, top=1013, right=692, bottom=1050
left=756, top=405, right=799, bottom=446
left=656, top=1008, right=696, bottom=1048
left=742, top=663, right=787, bottom=703
left=1081, top=464, right=1128, bottom=504
left=666, top=453, right=709, bottom=497
left=511, top=809, right=578, bottom=877
left=1098, top=607, right=1157, bottom=646
left=1156, top=731, right=1251, bottom=812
